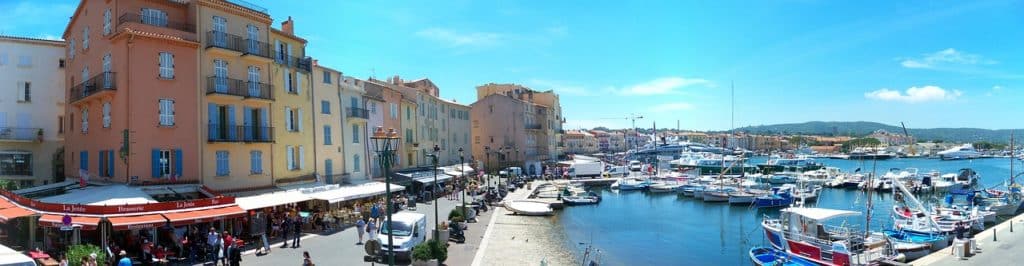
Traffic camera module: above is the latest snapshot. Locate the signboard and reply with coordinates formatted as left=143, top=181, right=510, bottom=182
left=0, top=189, right=236, bottom=215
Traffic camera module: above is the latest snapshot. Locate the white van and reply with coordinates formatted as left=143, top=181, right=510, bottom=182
left=629, top=160, right=643, bottom=171
left=377, top=212, right=428, bottom=260
left=604, top=166, right=629, bottom=177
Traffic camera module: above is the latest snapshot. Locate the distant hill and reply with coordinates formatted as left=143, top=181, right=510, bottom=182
left=735, top=121, right=1020, bottom=144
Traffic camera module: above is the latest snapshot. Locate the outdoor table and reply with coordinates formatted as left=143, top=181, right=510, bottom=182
left=28, top=251, right=50, bottom=259
left=36, top=257, right=58, bottom=266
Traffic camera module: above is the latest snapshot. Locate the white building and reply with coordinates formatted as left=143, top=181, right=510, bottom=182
left=363, top=82, right=385, bottom=179
left=0, top=35, right=66, bottom=188
left=340, top=76, right=369, bottom=182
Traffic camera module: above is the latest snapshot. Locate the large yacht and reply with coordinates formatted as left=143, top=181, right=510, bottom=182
left=937, top=144, right=982, bottom=160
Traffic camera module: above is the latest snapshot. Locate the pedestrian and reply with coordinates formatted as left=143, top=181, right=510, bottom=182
left=87, top=253, right=98, bottom=266
left=292, top=215, right=303, bottom=248
left=355, top=217, right=366, bottom=245
left=221, top=231, right=232, bottom=266
left=367, top=218, right=378, bottom=240
left=207, top=227, right=221, bottom=266
left=281, top=216, right=291, bottom=248
left=370, top=202, right=380, bottom=219
left=117, top=250, right=132, bottom=266
left=302, top=251, right=314, bottom=266
left=228, top=240, right=242, bottom=266
left=57, top=254, right=68, bottom=266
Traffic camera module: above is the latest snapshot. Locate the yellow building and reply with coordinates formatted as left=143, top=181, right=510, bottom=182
left=269, top=18, right=314, bottom=184
left=197, top=0, right=276, bottom=191
left=311, top=64, right=345, bottom=184
left=401, top=98, right=418, bottom=168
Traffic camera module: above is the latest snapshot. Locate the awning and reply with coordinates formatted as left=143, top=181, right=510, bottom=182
left=306, top=182, right=405, bottom=204
left=163, top=205, right=245, bottom=227
left=38, top=214, right=100, bottom=230
left=0, top=206, right=35, bottom=222
left=235, top=190, right=311, bottom=210
left=107, top=214, right=168, bottom=230
left=413, top=175, right=452, bottom=185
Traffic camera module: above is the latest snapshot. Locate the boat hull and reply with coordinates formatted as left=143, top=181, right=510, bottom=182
left=703, top=191, right=730, bottom=202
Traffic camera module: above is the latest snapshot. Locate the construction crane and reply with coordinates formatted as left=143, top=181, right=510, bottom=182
left=900, top=122, right=916, bottom=156
left=597, top=114, right=645, bottom=156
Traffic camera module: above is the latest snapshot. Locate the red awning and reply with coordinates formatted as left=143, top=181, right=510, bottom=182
left=38, top=214, right=100, bottom=230
left=0, top=200, right=14, bottom=209
left=163, top=205, right=245, bottom=227
left=0, top=206, right=35, bottom=222
left=107, top=214, right=168, bottom=230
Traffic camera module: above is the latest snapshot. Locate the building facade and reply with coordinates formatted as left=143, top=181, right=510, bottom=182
left=64, top=0, right=200, bottom=185
left=269, top=19, right=314, bottom=185
left=340, top=76, right=368, bottom=182
left=311, top=64, right=345, bottom=184
left=362, top=83, right=385, bottom=178
left=0, top=36, right=66, bottom=188
left=472, top=83, right=564, bottom=175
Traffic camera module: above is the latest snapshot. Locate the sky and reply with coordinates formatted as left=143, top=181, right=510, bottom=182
left=3, top=0, right=1022, bottom=131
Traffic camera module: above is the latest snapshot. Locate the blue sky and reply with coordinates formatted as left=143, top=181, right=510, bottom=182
left=3, top=0, right=1022, bottom=130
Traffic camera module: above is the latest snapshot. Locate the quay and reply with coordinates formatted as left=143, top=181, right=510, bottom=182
left=471, top=180, right=577, bottom=266
left=914, top=211, right=1024, bottom=265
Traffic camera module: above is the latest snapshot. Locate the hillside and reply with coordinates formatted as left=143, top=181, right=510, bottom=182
left=735, top=121, right=1020, bottom=144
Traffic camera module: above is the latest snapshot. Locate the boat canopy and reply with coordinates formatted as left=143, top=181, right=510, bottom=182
left=781, top=207, right=860, bottom=221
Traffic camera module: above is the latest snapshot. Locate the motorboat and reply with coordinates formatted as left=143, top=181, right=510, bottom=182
left=504, top=200, right=554, bottom=216
left=728, top=190, right=758, bottom=205
left=791, top=185, right=822, bottom=203
left=953, top=168, right=979, bottom=187
left=932, top=173, right=957, bottom=192
left=762, top=207, right=892, bottom=265
left=648, top=182, right=684, bottom=193
left=562, top=192, right=602, bottom=206
left=882, top=229, right=950, bottom=255
left=748, top=247, right=817, bottom=266
left=757, top=155, right=824, bottom=174
left=702, top=187, right=733, bottom=202
left=762, top=174, right=798, bottom=185
left=887, top=240, right=932, bottom=262
left=847, top=148, right=896, bottom=160
left=937, top=144, right=982, bottom=160
left=754, top=186, right=794, bottom=208
left=615, top=178, right=652, bottom=191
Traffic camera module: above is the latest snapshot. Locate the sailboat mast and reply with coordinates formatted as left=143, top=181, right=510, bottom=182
left=865, top=148, right=877, bottom=237
left=1012, top=132, right=1016, bottom=185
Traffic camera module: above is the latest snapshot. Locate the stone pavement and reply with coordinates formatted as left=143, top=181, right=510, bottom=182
left=915, top=213, right=1024, bottom=265
left=219, top=179, right=503, bottom=266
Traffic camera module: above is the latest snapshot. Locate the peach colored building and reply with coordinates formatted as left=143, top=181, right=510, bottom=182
left=364, top=79, right=411, bottom=168
left=64, top=0, right=200, bottom=184
left=471, top=84, right=564, bottom=175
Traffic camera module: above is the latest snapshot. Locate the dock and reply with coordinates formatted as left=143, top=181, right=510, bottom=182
left=913, top=212, right=1024, bottom=265
left=471, top=180, right=577, bottom=266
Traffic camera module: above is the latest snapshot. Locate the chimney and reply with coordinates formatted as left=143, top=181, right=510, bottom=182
left=312, top=59, right=319, bottom=66
left=281, top=16, right=294, bottom=35
left=392, top=75, right=401, bottom=85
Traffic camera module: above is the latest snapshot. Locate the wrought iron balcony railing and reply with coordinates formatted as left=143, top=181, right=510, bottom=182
left=346, top=107, right=369, bottom=119
left=70, top=72, right=116, bottom=103
left=208, top=124, right=274, bottom=142
left=205, top=76, right=274, bottom=100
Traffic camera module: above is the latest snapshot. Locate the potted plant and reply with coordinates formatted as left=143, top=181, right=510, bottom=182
left=411, top=242, right=436, bottom=266
left=66, top=244, right=106, bottom=266
left=437, top=221, right=450, bottom=243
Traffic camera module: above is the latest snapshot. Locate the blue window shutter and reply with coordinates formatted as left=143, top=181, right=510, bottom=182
left=108, top=150, right=115, bottom=177
left=174, top=149, right=183, bottom=177
left=226, top=105, right=236, bottom=140
left=98, top=151, right=104, bottom=175
left=243, top=107, right=253, bottom=140
left=324, top=126, right=331, bottom=145
left=80, top=151, right=88, bottom=171
left=151, top=149, right=160, bottom=177
left=260, top=108, right=269, bottom=141
left=208, top=104, right=220, bottom=139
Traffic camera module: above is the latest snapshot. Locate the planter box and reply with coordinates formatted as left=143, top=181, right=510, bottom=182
left=437, top=229, right=449, bottom=243
left=412, top=259, right=438, bottom=266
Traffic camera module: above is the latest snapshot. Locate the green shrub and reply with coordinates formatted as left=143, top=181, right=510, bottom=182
left=66, top=244, right=106, bottom=266
left=448, top=208, right=464, bottom=220
left=411, top=242, right=433, bottom=261
left=428, top=239, right=447, bottom=262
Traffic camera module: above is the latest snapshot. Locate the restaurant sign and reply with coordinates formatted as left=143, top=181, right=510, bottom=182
left=0, top=189, right=235, bottom=215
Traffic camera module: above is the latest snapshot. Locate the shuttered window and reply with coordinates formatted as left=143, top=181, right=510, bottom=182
left=158, top=52, right=174, bottom=79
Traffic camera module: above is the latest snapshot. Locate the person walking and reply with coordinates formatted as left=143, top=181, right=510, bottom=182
left=355, top=217, right=366, bottom=245
left=228, top=240, right=242, bottom=266
left=292, top=216, right=303, bottom=248
left=302, top=251, right=314, bottom=266
left=367, top=218, right=378, bottom=240
left=281, top=216, right=291, bottom=248
left=370, top=202, right=380, bottom=220
left=221, top=232, right=233, bottom=266
left=206, top=228, right=221, bottom=266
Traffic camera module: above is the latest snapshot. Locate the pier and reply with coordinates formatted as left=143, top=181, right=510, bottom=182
left=471, top=180, right=577, bottom=266
left=914, top=212, right=1024, bottom=265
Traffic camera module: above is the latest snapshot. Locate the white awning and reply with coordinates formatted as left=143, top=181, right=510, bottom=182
left=414, top=174, right=452, bottom=185
left=305, top=182, right=405, bottom=204
left=38, top=184, right=158, bottom=206
left=235, top=190, right=311, bottom=210
left=781, top=207, right=860, bottom=221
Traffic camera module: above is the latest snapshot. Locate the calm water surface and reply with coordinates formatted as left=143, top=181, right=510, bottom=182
left=557, top=157, right=1018, bottom=266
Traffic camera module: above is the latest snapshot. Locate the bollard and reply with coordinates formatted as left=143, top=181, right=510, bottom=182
left=993, top=227, right=997, bottom=242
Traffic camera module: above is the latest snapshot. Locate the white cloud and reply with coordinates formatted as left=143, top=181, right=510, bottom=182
left=415, top=27, right=501, bottom=47
left=649, top=103, right=694, bottom=112
left=900, top=48, right=996, bottom=69
left=527, top=79, right=590, bottom=96
left=986, top=85, right=1004, bottom=96
left=864, top=85, right=962, bottom=103
left=616, top=77, right=712, bottom=96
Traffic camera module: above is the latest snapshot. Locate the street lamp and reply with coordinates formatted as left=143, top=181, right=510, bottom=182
left=427, top=144, right=441, bottom=241
left=458, top=147, right=466, bottom=210
left=484, top=146, right=491, bottom=189
left=371, top=126, right=400, bottom=266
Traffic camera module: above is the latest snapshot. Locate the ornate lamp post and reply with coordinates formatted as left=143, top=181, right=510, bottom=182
left=484, top=146, right=491, bottom=189
left=458, top=147, right=466, bottom=209
left=371, top=126, right=400, bottom=266
left=427, top=144, right=441, bottom=241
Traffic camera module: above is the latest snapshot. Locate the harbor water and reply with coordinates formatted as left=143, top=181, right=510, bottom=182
left=556, top=157, right=1016, bottom=265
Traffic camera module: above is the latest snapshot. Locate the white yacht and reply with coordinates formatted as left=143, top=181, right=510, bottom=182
left=937, top=144, right=981, bottom=160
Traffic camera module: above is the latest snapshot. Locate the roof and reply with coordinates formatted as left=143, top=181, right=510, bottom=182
left=235, top=190, right=310, bottom=210
left=0, top=35, right=65, bottom=46
left=781, top=207, right=860, bottom=221
left=303, top=182, right=405, bottom=204
left=38, top=185, right=158, bottom=206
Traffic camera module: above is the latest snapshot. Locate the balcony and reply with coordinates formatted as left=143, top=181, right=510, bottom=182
left=205, top=76, right=274, bottom=101
left=346, top=107, right=369, bottom=120
left=205, top=31, right=273, bottom=60
left=525, top=123, right=543, bottom=130
left=274, top=53, right=312, bottom=72
left=70, top=72, right=116, bottom=103
left=208, top=124, right=274, bottom=143
left=115, top=13, right=197, bottom=41
left=0, top=127, right=42, bottom=142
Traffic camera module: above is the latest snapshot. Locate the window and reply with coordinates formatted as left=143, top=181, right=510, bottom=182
left=322, top=71, right=331, bottom=84
left=247, top=66, right=260, bottom=96
left=286, top=145, right=295, bottom=170
left=352, top=124, right=360, bottom=143
left=0, top=153, right=32, bottom=176
left=405, top=129, right=413, bottom=143
left=285, top=107, right=301, bottom=132
left=159, top=52, right=174, bottom=79
left=370, top=102, right=377, bottom=114
left=246, top=24, right=259, bottom=53
left=390, top=103, right=397, bottom=119
left=212, top=16, right=227, bottom=46
left=82, top=27, right=89, bottom=49
left=103, top=9, right=112, bottom=35
left=141, top=8, right=168, bottom=27
left=17, top=56, right=31, bottom=67
left=406, top=106, right=411, bottom=120
left=250, top=151, right=263, bottom=174
left=159, top=149, right=171, bottom=177
left=285, top=72, right=294, bottom=93
left=16, top=82, right=31, bottom=102
left=323, top=126, right=332, bottom=145
left=159, top=99, right=175, bottom=126
left=98, top=150, right=113, bottom=177
left=213, top=60, right=228, bottom=92
left=102, top=53, right=111, bottom=72
left=216, top=151, right=229, bottom=176
left=321, top=100, right=330, bottom=114
left=353, top=154, right=361, bottom=172
left=102, top=102, right=111, bottom=128
left=82, top=67, right=89, bottom=81
left=81, top=107, right=89, bottom=133
left=58, top=116, right=65, bottom=134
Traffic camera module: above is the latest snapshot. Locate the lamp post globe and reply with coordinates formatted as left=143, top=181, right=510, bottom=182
left=371, top=126, right=400, bottom=266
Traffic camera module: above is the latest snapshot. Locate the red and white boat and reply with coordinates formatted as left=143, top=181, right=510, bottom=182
left=762, top=207, right=893, bottom=266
